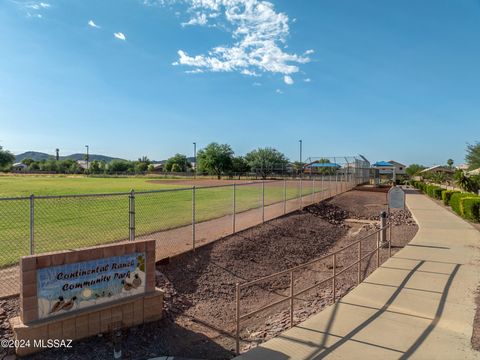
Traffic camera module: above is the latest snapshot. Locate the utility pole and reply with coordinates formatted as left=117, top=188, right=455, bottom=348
left=299, top=139, right=303, bottom=177
left=193, top=142, right=197, bottom=179
left=55, top=148, right=59, bottom=161
left=85, top=145, right=89, bottom=174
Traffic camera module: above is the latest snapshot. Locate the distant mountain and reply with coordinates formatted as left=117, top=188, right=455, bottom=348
left=152, top=156, right=196, bottom=164
left=63, top=153, right=125, bottom=162
left=15, top=151, right=53, bottom=162
left=15, top=151, right=125, bottom=163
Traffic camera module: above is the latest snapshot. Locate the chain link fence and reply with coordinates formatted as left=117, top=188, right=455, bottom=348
left=0, top=167, right=370, bottom=298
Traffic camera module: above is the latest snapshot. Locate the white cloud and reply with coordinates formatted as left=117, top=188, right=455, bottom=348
left=182, top=12, right=208, bottom=26
left=284, top=75, right=294, bottom=85
left=304, top=78, right=311, bottom=82
left=160, top=0, right=312, bottom=82
left=275, top=89, right=283, bottom=94
left=88, top=20, right=100, bottom=29
left=114, top=32, right=126, bottom=40
left=241, top=69, right=260, bottom=77
left=23, top=1, right=50, bottom=17
left=304, top=49, right=314, bottom=55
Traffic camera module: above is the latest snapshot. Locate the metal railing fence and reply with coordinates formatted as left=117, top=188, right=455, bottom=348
left=234, top=223, right=392, bottom=354
left=0, top=172, right=368, bottom=298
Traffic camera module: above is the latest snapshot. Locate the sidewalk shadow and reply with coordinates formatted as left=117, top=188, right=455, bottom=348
left=274, top=259, right=461, bottom=359
left=236, top=346, right=290, bottom=360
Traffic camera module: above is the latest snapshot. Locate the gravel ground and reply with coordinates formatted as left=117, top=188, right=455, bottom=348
left=0, top=190, right=418, bottom=360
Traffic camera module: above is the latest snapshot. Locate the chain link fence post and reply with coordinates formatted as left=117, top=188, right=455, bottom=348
left=29, top=194, right=35, bottom=255
left=262, top=181, right=265, bottom=223
left=129, top=190, right=135, bottom=241
left=283, top=178, right=287, bottom=214
left=312, top=176, right=315, bottom=204
left=321, top=174, right=324, bottom=201
left=335, top=173, right=338, bottom=195
left=192, top=186, right=196, bottom=251
left=299, top=178, right=303, bottom=210
left=232, top=183, right=236, bottom=234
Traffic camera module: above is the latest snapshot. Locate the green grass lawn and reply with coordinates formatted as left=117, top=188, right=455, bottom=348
left=0, top=175, right=324, bottom=267
left=0, top=175, right=184, bottom=197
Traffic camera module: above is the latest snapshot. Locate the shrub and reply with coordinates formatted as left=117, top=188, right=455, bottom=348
left=432, top=187, right=443, bottom=199
left=462, top=198, right=480, bottom=222
left=425, top=184, right=434, bottom=197
left=450, top=193, right=476, bottom=216
left=425, top=184, right=442, bottom=198
left=442, top=190, right=460, bottom=206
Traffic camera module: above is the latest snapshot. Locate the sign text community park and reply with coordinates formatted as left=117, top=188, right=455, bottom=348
left=37, top=252, right=146, bottom=319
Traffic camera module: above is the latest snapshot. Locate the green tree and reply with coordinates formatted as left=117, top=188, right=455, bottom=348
left=148, top=164, right=155, bottom=172
left=165, top=154, right=191, bottom=172
left=40, top=159, right=58, bottom=172
left=108, top=160, right=134, bottom=173
left=454, top=170, right=474, bottom=192
left=135, top=161, right=149, bottom=173
left=21, top=158, right=35, bottom=166
left=231, top=156, right=250, bottom=177
left=171, top=163, right=181, bottom=172
left=309, top=158, right=337, bottom=175
left=197, top=143, right=234, bottom=179
left=28, top=162, right=40, bottom=171
left=447, top=159, right=454, bottom=168
left=57, top=159, right=76, bottom=173
left=0, top=146, right=15, bottom=171
left=291, top=161, right=305, bottom=175
left=245, top=147, right=289, bottom=179
left=89, top=160, right=102, bottom=174
left=466, top=142, right=480, bottom=170
left=405, top=164, right=426, bottom=177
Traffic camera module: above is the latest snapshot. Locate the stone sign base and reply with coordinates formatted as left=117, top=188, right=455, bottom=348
left=10, top=287, right=163, bottom=356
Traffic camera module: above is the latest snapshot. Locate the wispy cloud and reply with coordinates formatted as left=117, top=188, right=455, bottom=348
left=21, top=1, right=50, bottom=18
left=181, top=12, right=207, bottom=27
left=148, top=0, right=313, bottom=83
left=88, top=20, right=100, bottom=29
left=26, top=2, right=50, bottom=10
left=304, top=78, right=311, bottom=83
left=276, top=89, right=283, bottom=94
left=113, top=32, right=126, bottom=41
left=284, top=75, right=294, bottom=85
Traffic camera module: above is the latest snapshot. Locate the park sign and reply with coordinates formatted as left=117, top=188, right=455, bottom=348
left=13, top=239, right=162, bottom=357
left=388, top=186, right=405, bottom=210
left=37, top=252, right=146, bottom=319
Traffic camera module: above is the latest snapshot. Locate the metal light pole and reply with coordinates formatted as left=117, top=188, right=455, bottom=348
left=85, top=145, right=89, bottom=174
left=193, top=142, right=197, bottom=179
left=299, top=139, right=303, bottom=179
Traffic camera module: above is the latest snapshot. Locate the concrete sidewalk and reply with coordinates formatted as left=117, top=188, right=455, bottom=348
left=237, top=190, right=480, bottom=359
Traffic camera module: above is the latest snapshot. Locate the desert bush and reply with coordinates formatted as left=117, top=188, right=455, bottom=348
left=442, top=190, right=460, bottom=206
left=450, top=193, right=476, bottom=216
left=432, top=187, right=443, bottom=199
left=462, top=197, right=480, bottom=222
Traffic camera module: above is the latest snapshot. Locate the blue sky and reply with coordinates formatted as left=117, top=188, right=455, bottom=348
left=1, top=0, right=479, bottom=166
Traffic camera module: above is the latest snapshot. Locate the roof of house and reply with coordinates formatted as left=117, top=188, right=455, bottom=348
left=373, top=161, right=394, bottom=167
left=467, top=167, right=480, bottom=175
left=306, top=163, right=341, bottom=168
left=12, top=162, right=27, bottom=167
left=388, top=160, right=406, bottom=167
left=420, top=165, right=454, bottom=173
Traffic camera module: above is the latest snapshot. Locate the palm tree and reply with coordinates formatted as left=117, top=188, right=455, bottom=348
left=447, top=159, right=454, bottom=168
